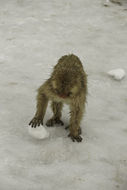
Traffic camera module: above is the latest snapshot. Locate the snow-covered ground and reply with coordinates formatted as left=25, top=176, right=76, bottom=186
left=0, top=0, right=127, bottom=189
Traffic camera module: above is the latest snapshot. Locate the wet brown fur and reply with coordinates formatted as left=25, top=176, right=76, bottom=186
left=29, top=54, right=87, bottom=142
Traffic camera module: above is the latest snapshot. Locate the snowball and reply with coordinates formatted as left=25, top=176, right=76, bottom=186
left=28, top=125, right=49, bottom=139
left=107, top=69, right=126, bottom=80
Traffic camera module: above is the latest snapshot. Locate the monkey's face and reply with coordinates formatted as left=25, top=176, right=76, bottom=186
left=52, top=75, right=79, bottom=98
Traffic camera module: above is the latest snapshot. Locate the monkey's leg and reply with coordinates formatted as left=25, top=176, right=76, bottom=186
left=29, top=93, right=48, bottom=128
left=65, top=125, right=82, bottom=135
left=68, top=98, right=85, bottom=142
left=46, top=102, right=64, bottom=127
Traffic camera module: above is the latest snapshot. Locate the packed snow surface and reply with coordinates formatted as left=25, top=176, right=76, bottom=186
left=0, top=0, right=127, bottom=190
left=28, top=126, right=49, bottom=139
left=108, top=68, right=126, bottom=80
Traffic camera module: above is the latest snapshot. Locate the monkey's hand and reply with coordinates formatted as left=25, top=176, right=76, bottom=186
left=29, top=117, right=43, bottom=128
left=68, top=133, right=82, bottom=142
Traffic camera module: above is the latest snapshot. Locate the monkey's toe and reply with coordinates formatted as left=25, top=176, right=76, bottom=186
left=68, top=133, right=83, bottom=142
left=55, top=118, right=64, bottom=126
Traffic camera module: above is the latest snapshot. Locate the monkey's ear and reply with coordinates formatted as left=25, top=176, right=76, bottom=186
left=81, top=75, right=87, bottom=89
left=52, top=80, right=57, bottom=89
left=81, top=77, right=85, bottom=88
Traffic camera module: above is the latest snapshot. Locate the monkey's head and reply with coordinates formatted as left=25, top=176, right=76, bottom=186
left=51, top=71, right=81, bottom=98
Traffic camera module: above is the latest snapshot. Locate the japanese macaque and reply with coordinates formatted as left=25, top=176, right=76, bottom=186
left=29, top=54, right=87, bottom=142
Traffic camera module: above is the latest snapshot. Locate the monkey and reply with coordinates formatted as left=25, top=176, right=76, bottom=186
left=29, top=54, right=87, bottom=142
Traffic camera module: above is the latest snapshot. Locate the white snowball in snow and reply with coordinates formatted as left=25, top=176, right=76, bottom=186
left=108, top=69, right=126, bottom=80
left=28, top=125, right=49, bottom=139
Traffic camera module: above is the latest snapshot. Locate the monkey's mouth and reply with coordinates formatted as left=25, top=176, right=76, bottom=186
left=59, top=94, right=67, bottom=98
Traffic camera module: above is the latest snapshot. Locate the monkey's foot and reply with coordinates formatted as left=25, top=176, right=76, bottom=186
left=29, top=117, right=43, bottom=128
left=65, top=126, right=82, bottom=135
left=46, top=118, right=64, bottom=127
left=68, top=133, right=82, bottom=142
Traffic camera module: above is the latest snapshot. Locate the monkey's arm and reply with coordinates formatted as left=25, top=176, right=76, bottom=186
left=69, top=94, right=86, bottom=142
left=29, top=84, right=49, bottom=128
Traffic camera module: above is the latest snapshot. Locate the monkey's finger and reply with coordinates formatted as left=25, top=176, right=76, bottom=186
left=31, top=123, right=34, bottom=128
left=29, top=121, right=33, bottom=125
left=30, top=121, right=34, bottom=127
left=32, top=121, right=37, bottom=128
left=55, top=119, right=64, bottom=126
left=33, top=123, right=37, bottom=128
left=70, top=136, right=75, bottom=142
left=68, top=134, right=75, bottom=142
left=75, top=136, right=82, bottom=142
left=34, top=120, right=38, bottom=128
left=68, top=133, right=82, bottom=142
left=37, top=119, right=43, bottom=126
left=31, top=122, right=35, bottom=128
left=29, top=118, right=36, bottom=126
left=37, top=120, right=41, bottom=126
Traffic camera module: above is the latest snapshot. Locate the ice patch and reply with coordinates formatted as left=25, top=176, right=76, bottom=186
left=0, top=55, right=5, bottom=64
left=28, top=125, right=49, bottom=139
left=107, top=69, right=126, bottom=80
